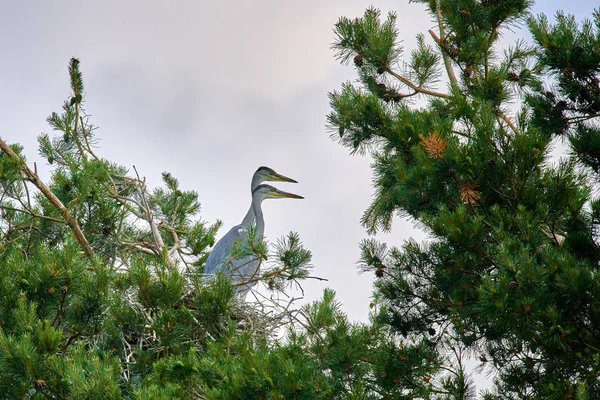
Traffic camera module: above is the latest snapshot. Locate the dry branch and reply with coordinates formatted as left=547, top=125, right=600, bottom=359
left=0, top=138, right=95, bottom=258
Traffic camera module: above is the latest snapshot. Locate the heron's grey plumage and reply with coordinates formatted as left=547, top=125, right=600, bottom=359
left=204, top=168, right=301, bottom=297
left=203, top=225, right=247, bottom=276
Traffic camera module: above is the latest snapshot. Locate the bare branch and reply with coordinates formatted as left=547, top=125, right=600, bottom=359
left=132, top=165, right=173, bottom=268
left=121, top=242, right=159, bottom=256
left=0, top=138, right=95, bottom=258
left=386, top=67, right=450, bottom=98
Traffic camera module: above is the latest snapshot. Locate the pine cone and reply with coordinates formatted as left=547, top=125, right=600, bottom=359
left=464, top=65, right=473, bottom=78
left=591, top=77, right=600, bottom=92
left=510, top=281, right=518, bottom=291
left=459, top=10, right=471, bottom=19
left=446, top=168, right=456, bottom=177
left=61, top=285, right=69, bottom=295
left=392, top=93, right=402, bottom=103
left=375, top=267, right=384, bottom=278
left=488, top=159, right=496, bottom=168
left=507, top=71, right=520, bottom=82
left=382, top=93, right=391, bottom=102
left=459, top=182, right=481, bottom=205
left=354, top=54, right=364, bottom=67
left=561, top=67, right=573, bottom=80
left=447, top=45, right=460, bottom=59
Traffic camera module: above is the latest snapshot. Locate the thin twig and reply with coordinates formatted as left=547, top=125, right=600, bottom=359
left=132, top=165, right=172, bottom=268
left=52, top=289, right=68, bottom=326
left=499, top=113, right=518, bottom=134
left=80, top=116, right=100, bottom=160
left=23, top=180, right=35, bottom=256
left=0, top=204, right=64, bottom=224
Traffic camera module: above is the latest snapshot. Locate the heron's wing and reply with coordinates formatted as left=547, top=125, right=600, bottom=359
left=204, top=224, right=248, bottom=275
left=233, top=260, right=260, bottom=299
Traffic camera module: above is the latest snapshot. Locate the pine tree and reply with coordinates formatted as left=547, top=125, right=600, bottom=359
left=329, top=1, right=600, bottom=398
left=0, top=59, right=439, bottom=398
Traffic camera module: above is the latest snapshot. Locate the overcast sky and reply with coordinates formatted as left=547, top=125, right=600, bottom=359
left=1, top=0, right=598, bottom=391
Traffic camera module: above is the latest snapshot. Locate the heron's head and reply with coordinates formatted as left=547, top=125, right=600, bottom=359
left=252, top=184, right=304, bottom=200
left=254, top=166, right=298, bottom=185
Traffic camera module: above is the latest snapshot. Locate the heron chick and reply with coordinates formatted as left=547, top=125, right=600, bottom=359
left=204, top=183, right=303, bottom=298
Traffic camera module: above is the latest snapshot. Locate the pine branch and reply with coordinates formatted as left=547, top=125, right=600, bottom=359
left=52, top=287, right=68, bottom=326
left=485, top=27, right=498, bottom=80
left=0, top=204, right=64, bottom=224
left=432, top=0, right=458, bottom=87
left=385, top=67, right=450, bottom=98
left=428, top=26, right=519, bottom=134
left=80, top=116, right=100, bottom=161
left=71, top=110, right=87, bottom=165
left=499, top=113, right=518, bottom=133
left=0, top=138, right=95, bottom=258
left=122, top=241, right=159, bottom=256
left=567, top=113, right=600, bottom=122
left=132, top=165, right=174, bottom=268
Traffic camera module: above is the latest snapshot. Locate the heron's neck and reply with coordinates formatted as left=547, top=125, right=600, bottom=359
left=250, top=175, right=262, bottom=193
left=241, top=205, right=254, bottom=226
left=244, top=175, right=262, bottom=226
left=251, top=195, right=265, bottom=237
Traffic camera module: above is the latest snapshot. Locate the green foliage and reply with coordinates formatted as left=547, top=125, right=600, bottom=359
left=528, top=10, right=600, bottom=173
left=411, top=34, right=442, bottom=87
left=0, top=59, right=440, bottom=398
left=332, top=7, right=402, bottom=73
left=330, top=1, right=600, bottom=398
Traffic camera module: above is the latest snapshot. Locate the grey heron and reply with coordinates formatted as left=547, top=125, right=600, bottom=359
left=204, top=183, right=303, bottom=297
left=204, top=166, right=295, bottom=276
left=240, top=166, right=297, bottom=228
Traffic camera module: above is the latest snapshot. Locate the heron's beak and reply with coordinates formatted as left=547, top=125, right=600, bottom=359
left=272, top=188, right=304, bottom=199
left=270, top=172, right=298, bottom=183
